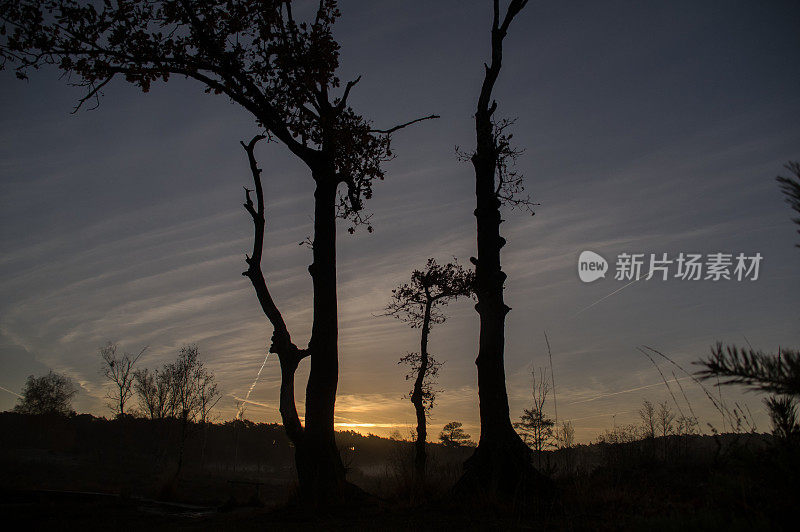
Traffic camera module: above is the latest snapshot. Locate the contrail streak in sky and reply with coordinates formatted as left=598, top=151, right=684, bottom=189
left=567, top=409, right=638, bottom=422
left=231, top=394, right=277, bottom=411
left=570, top=279, right=639, bottom=319
left=237, top=352, right=271, bottom=419
left=566, top=376, right=693, bottom=405
left=0, top=385, right=23, bottom=398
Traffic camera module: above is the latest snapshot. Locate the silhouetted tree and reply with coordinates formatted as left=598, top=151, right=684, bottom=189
left=14, top=370, right=77, bottom=416
left=162, top=344, right=220, bottom=478
left=129, top=344, right=220, bottom=479
left=557, top=420, right=575, bottom=449
left=639, top=399, right=656, bottom=438
left=168, top=345, right=209, bottom=422
left=99, top=342, right=146, bottom=417
left=776, top=161, right=800, bottom=247
left=133, top=366, right=173, bottom=420
left=694, top=163, right=800, bottom=446
left=455, top=0, right=544, bottom=498
left=513, top=368, right=555, bottom=468
left=1, top=0, right=434, bottom=506
left=695, top=164, right=800, bottom=388
left=675, top=414, right=698, bottom=436
left=764, top=395, right=799, bottom=444
left=198, top=370, right=220, bottom=425
left=439, top=421, right=474, bottom=448
left=698, top=343, right=800, bottom=444
left=656, top=401, right=675, bottom=438
left=384, top=258, right=474, bottom=481
left=656, top=400, right=675, bottom=460
left=557, top=420, right=576, bottom=472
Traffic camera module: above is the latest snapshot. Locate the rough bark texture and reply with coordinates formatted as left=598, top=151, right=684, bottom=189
left=455, top=0, right=550, bottom=501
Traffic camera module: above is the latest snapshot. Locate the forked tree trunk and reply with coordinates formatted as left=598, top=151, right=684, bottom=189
left=241, top=137, right=346, bottom=509
left=242, top=119, right=435, bottom=506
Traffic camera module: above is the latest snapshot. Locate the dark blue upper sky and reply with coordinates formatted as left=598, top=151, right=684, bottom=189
left=1, top=0, right=798, bottom=440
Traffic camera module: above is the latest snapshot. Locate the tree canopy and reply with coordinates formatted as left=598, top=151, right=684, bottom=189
left=0, top=0, right=431, bottom=229
left=14, top=370, right=78, bottom=415
left=439, top=421, right=474, bottom=448
left=385, top=258, right=475, bottom=329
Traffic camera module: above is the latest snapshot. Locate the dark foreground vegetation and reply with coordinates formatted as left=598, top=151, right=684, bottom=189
left=1, top=412, right=797, bottom=530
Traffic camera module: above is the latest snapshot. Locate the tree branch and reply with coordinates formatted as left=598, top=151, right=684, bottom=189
left=500, top=0, right=529, bottom=35
left=478, top=0, right=528, bottom=116
left=239, top=134, right=307, bottom=441
left=370, top=114, right=440, bottom=135
left=240, top=134, right=295, bottom=341
left=337, top=74, right=361, bottom=111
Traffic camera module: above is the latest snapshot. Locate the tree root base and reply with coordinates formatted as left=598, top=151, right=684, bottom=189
left=453, top=436, right=555, bottom=510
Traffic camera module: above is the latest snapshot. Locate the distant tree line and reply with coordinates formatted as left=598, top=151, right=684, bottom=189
left=98, top=342, right=221, bottom=424
left=102, top=342, right=221, bottom=484
left=12, top=342, right=221, bottom=425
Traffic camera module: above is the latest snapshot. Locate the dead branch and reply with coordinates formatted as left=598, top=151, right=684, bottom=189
left=337, top=75, right=362, bottom=111
left=370, top=114, right=440, bottom=135
left=240, top=134, right=308, bottom=441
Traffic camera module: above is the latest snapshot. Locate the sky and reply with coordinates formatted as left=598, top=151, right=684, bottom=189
left=1, top=0, right=799, bottom=443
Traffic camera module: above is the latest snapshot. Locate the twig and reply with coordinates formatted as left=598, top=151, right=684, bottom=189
left=71, top=74, right=114, bottom=113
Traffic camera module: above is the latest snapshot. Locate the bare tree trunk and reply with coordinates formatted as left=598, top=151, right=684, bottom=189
left=460, top=135, right=537, bottom=496
left=411, top=300, right=433, bottom=483
left=456, top=0, right=549, bottom=501
left=298, top=174, right=346, bottom=504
